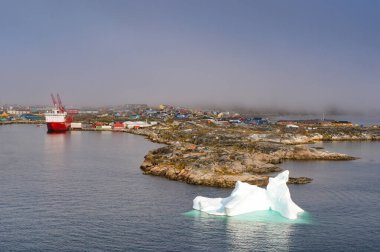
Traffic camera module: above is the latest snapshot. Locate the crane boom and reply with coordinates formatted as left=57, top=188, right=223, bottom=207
left=51, top=93, right=57, bottom=108
left=56, top=93, right=65, bottom=112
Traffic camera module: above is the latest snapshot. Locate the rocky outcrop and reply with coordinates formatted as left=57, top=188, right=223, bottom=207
left=137, top=125, right=358, bottom=188
left=275, top=145, right=357, bottom=160
left=127, top=121, right=379, bottom=188
left=288, top=177, right=313, bottom=184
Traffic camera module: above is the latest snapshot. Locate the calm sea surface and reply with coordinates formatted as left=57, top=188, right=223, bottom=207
left=1, top=125, right=379, bottom=251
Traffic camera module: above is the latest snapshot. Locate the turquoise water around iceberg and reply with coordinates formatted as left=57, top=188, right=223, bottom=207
left=184, top=210, right=312, bottom=225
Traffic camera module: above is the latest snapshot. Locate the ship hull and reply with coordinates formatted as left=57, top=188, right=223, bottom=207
left=47, top=122, right=71, bottom=133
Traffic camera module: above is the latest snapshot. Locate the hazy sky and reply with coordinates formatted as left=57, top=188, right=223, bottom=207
left=1, top=0, right=379, bottom=112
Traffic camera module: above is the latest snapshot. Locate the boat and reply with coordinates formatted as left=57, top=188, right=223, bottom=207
left=44, top=94, right=73, bottom=133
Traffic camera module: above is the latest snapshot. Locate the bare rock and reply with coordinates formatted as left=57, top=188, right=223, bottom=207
left=288, top=177, right=313, bottom=184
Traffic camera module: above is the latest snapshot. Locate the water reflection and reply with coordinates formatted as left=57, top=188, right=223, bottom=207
left=44, top=133, right=70, bottom=170
left=225, top=215, right=294, bottom=251
left=185, top=210, right=310, bottom=251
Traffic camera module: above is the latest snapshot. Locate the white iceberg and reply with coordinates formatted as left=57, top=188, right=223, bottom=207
left=193, top=170, right=304, bottom=220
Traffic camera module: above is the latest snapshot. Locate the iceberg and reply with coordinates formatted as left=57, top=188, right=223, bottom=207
left=193, top=170, right=304, bottom=220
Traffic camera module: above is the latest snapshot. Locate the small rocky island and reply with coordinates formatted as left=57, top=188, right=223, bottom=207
left=127, top=120, right=380, bottom=188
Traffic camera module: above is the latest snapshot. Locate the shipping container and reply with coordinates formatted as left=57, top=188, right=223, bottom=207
left=71, top=122, right=82, bottom=129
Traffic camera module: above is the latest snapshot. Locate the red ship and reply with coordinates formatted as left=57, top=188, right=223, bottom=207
left=45, top=94, right=73, bottom=133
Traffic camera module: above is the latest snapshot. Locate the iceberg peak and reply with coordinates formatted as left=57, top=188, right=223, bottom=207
left=193, top=170, right=304, bottom=220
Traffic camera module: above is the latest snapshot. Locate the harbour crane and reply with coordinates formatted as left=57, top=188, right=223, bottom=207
left=56, top=93, right=65, bottom=112
left=50, top=93, right=58, bottom=109
left=50, top=93, right=65, bottom=112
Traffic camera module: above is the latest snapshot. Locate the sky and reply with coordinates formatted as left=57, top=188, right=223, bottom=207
left=0, top=0, right=379, bottom=113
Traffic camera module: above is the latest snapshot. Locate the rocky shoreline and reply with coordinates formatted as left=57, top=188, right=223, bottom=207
left=122, top=121, right=379, bottom=188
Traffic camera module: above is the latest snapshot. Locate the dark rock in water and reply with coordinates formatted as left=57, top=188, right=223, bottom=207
left=311, top=146, right=324, bottom=149
left=288, top=177, right=313, bottom=184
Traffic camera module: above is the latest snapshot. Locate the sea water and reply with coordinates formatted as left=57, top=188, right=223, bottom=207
left=0, top=125, right=379, bottom=251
